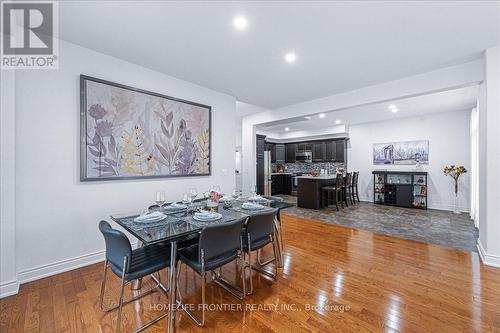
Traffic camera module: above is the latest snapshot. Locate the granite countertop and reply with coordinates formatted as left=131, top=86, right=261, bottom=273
left=271, top=172, right=293, bottom=175
left=297, top=175, right=336, bottom=180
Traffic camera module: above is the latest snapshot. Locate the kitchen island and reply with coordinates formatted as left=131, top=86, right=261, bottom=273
left=297, top=175, right=337, bottom=209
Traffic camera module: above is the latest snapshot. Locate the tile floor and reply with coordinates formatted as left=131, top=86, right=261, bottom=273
left=278, top=195, right=479, bottom=252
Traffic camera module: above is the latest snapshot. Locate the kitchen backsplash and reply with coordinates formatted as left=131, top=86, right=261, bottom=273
left=272, top=162, right=346, bottom=174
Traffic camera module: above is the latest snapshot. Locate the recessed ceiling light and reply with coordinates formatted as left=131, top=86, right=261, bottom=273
left=284, top=127, right=290, bottom=131
left=335, top=120, right=341, bottom=124
left=233, top=16, right=248, bottom=30
left=304, top=116, right=311, bottom=120
left=319, top=113, right=325, bottom=118
left=389, top=104, right=396, bottom=109
left=391, top=108, right=399, bottom=113
left=284, top=52, right=296, bottom=63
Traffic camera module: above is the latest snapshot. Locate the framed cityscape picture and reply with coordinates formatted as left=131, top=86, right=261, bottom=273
left=80, top=75, right=211, bottom=181
left=373, top=140, right=429, bottom=165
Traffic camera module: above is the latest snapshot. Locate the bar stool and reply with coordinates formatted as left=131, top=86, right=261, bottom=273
left=345, top=172, right=354, bottom=205
left=321, top=174, right=344, bottom=211
left=352, top=171, right=360, bottom=203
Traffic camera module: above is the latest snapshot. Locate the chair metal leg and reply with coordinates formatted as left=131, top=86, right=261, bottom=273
left=116, top=257, right=128, bottom=333
left=99, top=259, right=108, bottom=311
left=177, top=251, right=206, bottom=327
left=247, top=233, right=253, bottom=295
left=201, top=269, right=206, bottom=326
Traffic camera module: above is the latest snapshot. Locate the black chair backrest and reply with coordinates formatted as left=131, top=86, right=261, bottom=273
left=198, top=216, right=247, bottom=262
left=99, top=221, right=132, bottom=272
left=353, top=171, right=359, bottom=186
left=245, top=208, right=278, bottom=242
left=335, top=173, right=343, bottom=188
left=346, top=172, right=352, bottom=186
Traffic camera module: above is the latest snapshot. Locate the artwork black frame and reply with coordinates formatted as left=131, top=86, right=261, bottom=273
left=80, top=75, right=212, bottom=181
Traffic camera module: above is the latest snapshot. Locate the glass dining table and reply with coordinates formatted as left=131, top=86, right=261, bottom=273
left=110, top=197, right=292, bottom=333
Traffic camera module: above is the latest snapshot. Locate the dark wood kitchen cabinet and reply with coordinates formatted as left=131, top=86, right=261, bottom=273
left=275, top=144, right=286, bottom=162
left=313, top=142, right=326, bottom=162
left=335, top=140, right=345, bottom=162
left=285, top=144, right=297, bottom=162
left=297, top=143, right=312, bottom=151
left=271, top=174, right=292, bottom=195
left=265, top=142, right=276, bottom=163
left=325, top=141, right=336, bottom=161
left=256, top=135, right=266, bottom=195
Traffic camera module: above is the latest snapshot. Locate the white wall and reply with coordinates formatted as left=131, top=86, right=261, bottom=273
left=348, top=110, right=471, bottom=211
left=477, top=45, right=500, bottom=267
left=11, top=40, right=236, bottom=284
left=0, top=70, right=18, bottom=297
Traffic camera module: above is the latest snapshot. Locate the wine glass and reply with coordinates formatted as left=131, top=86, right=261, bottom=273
left=155, top=191, right=166, bottom=209
left=189, top=188, right=198, bottom=212
left=214, top=185, right=221, bottom=194
left=250, top=185, right=257, bottom=197
left=182, top=193, right=191, bottom=205
left=232, top=188, right=239, bottom=201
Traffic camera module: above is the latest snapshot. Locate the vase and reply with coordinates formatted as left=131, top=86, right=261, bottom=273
left=453, top=194, right=461, bottom=214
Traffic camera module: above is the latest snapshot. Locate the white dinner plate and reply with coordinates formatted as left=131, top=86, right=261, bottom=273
left=134, top=212, right=166, bottom=223
left=193, top=212, right=222, bottom=222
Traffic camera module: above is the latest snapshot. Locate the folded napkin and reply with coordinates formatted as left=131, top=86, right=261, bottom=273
left=249, top=195, right=266, bottom=202
left=242, top=202, right=265, bottom=210
left=166, top=203, right=187, bottom=209
left=134, top=211, right=165, bottom=222
left=194, top=211, right=220, bottom=220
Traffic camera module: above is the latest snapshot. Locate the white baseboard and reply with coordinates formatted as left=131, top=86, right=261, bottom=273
left=9, top=241, right=139, bottom=296
left=17, top=249, right=106, bottom=284
left=0, top=279, right=19, bottom=298
left=477, top=240, right=500, bottom=268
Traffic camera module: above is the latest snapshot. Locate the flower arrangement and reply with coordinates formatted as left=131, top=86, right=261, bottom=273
left=210, top=191, right=221, bottom=203
left=443, top=165, right=467, bottom=195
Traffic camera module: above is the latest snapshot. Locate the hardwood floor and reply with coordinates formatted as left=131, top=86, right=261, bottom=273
left=2, top=214, right=500, bottom=333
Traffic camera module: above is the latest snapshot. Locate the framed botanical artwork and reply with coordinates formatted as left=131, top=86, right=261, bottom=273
left=373, top=140, right=429, bottom=165
left=80, top=75, right=211, bottom=181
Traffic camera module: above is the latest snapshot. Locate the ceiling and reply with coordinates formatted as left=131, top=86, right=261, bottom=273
left=257, top=85, right=478, bottom=135
left=59, top=1, right=499, bottom=108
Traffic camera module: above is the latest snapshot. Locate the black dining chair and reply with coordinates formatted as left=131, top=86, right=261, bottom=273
left=242, top=208, right=279, bottom=295
left=261, top=195, right=284, bottom=267
left=322, top=173, right=344, bottom=211
left=98, top=221, right=171, bottom=333
left=176, top=216, right=248, bottom=326
left=352, top=171, right=360, bottom=203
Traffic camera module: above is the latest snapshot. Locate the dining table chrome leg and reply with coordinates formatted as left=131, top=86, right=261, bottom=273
left=168, top=241, right=178, bottom=333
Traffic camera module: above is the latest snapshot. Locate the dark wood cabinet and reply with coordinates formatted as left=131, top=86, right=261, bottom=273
left=335, top=140, right=345, bottom=162
left=325, top=141, right=336, bottom=161
left=271, top=174, right=292, bottom=195
left=313, top=142, right=326, bottom=162
left=285, top=144, right=297, bottom=162
left=297, top=177, right=335, bottom=209
left=372, top=170, right=428, bottom=209
left=256, top=135, right=266, bottom=195
left=275, top=144, right=286, bottom=162
left=265, top=142, right=276, bottom=163
left=297, top=143, right=312, bottom=151
left=281, top=138, right=347, bottom=163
